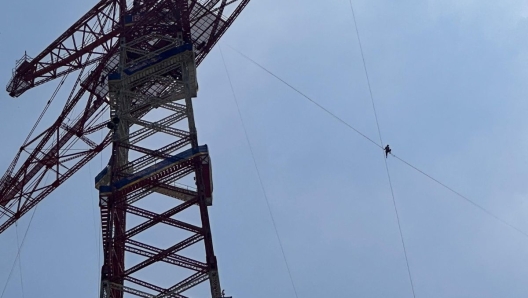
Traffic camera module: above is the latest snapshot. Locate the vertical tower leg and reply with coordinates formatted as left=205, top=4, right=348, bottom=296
left=184, top=93, right=221, bottom=298
left=95, top=18, right=222, bottom=296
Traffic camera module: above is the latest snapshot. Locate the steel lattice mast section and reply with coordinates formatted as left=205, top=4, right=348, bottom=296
left=0, top=0, right=250, bottom=297
left=99, top=1, right=221, bottom=297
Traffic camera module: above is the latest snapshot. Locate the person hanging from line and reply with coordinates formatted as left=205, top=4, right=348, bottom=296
left=384, top=144, right=391, bottom=158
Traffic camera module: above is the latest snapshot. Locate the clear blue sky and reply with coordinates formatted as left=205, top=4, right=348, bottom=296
left=2, top=0, right=528, bottom=297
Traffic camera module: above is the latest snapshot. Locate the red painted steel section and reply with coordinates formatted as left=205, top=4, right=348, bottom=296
left=1, top=0, right=252, bottom=297
left=6, top=0, right=251, bottom=98
left=0, top=0, right=251, bottom=233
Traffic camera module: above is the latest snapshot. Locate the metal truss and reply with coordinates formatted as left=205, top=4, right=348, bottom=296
left=1, top=1, right=252, bottom=297
left=95, top=14, right=221, bottom=295
left=0, top=0, right=250, bottom=235
left=6, top=0, right=250, bottom=98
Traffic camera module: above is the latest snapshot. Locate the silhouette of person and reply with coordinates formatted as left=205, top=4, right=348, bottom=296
left=384, top=145, right=391, bottom=158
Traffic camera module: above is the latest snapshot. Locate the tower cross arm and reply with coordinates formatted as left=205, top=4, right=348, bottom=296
left=6, top=0, right=125, bottom=97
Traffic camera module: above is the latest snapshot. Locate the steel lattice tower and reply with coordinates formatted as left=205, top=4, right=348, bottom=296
left=0, top=0, right=250, bottom=297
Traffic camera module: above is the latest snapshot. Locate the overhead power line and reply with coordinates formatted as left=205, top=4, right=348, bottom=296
left=15, top=224, right=25, bottom=298
left=392, top=154, right=528, bottom=238
left=225, top=44, right=381, bottom=149
left=219, top=46, right=300, bottom=298
left=0, top=173, right=49, bottom=298
left=1, top=207, right=38, bottom=298
left=348, top=1, right=416, bottom=297
left=225, top=43, right=528, bottom=240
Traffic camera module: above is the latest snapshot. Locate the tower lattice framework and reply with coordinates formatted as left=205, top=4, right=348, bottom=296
left=0, top=0, right=251, bottom=297
left=98, top=1, right=220, bottom=297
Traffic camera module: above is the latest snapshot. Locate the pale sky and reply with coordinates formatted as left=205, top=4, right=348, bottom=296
left=2, top=0, right=528, bottom=297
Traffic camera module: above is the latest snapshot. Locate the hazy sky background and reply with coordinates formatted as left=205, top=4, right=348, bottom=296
left=2, top=0, right=528, bottom=297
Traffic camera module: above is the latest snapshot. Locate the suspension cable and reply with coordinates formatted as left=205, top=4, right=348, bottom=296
left=1, top=206, right=39, bottom=298
left=15, top=223, right=25, bottom=298
left=348, top=1, right=416, bottom=297
left=220, top=46, right=300, bottom=298
left=225, top=44, right=528, bottom=240
left=0, top=172, right=49, bottom=298
left=23, top=74, right=69, bottom=146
